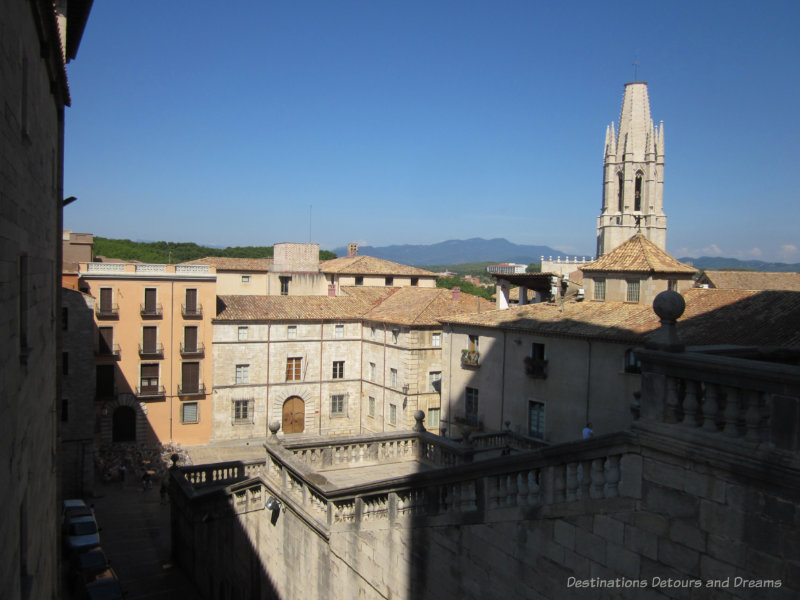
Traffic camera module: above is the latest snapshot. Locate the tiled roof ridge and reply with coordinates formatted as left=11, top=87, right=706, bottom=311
left=410, top=288, right=447, bottom=325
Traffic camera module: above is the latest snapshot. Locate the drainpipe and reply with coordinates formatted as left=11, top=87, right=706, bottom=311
left=359, top=321, right=364, bottom=434
left=266, top=322, right=271, bottom=434
left=169, top=280, right=174, bottom=443
left=382, top=323, right=387, bottom=433
left=319, top=320, right=324, bottom=435
left=499, top=329, right=506, bottom=430
left=585, top=340, right=593, bottom=423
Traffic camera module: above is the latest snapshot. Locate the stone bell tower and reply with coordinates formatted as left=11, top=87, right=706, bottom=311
left=596, top=82, right=666, bottom=256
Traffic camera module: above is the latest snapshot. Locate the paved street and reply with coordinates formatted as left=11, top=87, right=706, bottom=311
left=70, top=477, right=203, bottom=599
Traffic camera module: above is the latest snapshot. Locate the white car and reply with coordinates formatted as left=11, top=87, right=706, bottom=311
left=64, top=513, right=100, bottom=552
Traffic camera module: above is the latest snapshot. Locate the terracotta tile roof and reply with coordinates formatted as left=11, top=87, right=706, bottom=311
left=582, top=234, right=697, bottom=274
left=214, top=287, right=494, bottom=326
left=440, top=288, right=800, bottom=347
left=181, top=257, right=273, bottom=272
left=215, top=295, right=372, bottom=321
left=360, top=287, right=495, bottom=326
left=696, top=271, right=800, bottom=291
left=321, top=255, right=437, bottom=277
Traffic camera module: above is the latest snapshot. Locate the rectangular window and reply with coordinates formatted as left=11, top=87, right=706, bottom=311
left=185, top=288, right=198, bottom=315
left=99, top=327, right=114, bottom=355
left=287, top=325, right=297, bottom=339
left=431, top=332, right=441, bottom=347
left=465, top=387, right=479, bottom=426
left=241, top=275, right=250, bottom=283
left=390, top=368, right=398, bottom=388
left=668, top=279, right=678, bottom=292
left=280, top=276, right=291, bottom=295
left=594, top=279, right=606, bottom=301
left=232, top=399, right=254, bottom=424
left=527, top=343, right=547, bottom=378
left=392, top=329, right=399, bottom=344
left=99, top=287, right=113, bottom=313
left=61, top=398, right=69, bottom=422
left=332, top=360, right=344, bottom=379
left=369, top=362, right=376, bottom=382
left=368, top=396, right=376, bottom=417
left=335, top=324, right=344, bottom=339
left=330, top=394, right=345, bottom=416
left=389, top=404, right=397, bottom=425
left=528, top=401, right=545, bottom=439
left=468, top=335, right=479, bottom=352
left=62, top=352, right=69, bottom=376
left=181, top=362, right=200, bottom=394
left=371, top=326, right=376, bottom=339
left=355, top=276, right=364, bottom=286
left=140, top=364, right=159, bottom=392
left=183, top=326, right=198, bottom=353
left=385, top=277, right=394, bottom=286
left=626, top=279, right=641, bottom=303
left=238, top=326, right=248, bottom=341
left=144, top=288, right=158, bottom=313
left=286, top=357, right=302, bottom=381
left=411, top=277, right=419, bottom=286
left=235, top=364, right=249, bottom=384
left=142, top=326, right=158, bottom=353
left=181, top=402, right=199, bottom=424
left=427, top=408, right=440, bottom=428
left=429, top=371, right=442, bottom=392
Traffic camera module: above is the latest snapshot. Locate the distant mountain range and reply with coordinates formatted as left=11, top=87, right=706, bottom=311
left=335, top=238, right=800, bottom=273
left=332, top=238, right=568, bottom=267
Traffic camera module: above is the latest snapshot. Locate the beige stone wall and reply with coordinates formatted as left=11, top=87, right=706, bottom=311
left=265, top=271, right=329, bottom=295
left=583, top=273, right=695, bottom=304
left=333, top=274, right=436, bottom=290
left=443, top=327, right=639, bottom=442
left=215, top=271, right=268, bottom=295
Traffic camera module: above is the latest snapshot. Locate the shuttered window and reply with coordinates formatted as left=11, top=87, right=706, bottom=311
left=286, top=357, right=302, bottom=381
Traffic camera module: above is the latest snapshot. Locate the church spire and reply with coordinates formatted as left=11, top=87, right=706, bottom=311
left=597, top=82, right=667, bottom=256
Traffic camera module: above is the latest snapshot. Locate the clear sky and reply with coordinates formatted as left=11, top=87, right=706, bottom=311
left=64, top=1, right=800, bottom=262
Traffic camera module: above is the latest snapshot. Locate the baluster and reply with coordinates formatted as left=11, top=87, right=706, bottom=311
left=516, top=472, right=529, bottom=506
left=450, top=484, right=460, bottom=512
left=604, top=456, right=620, bottom=498
left=702, top=383, right=720, bottom=432
left=665, top=376, right=680, bottom=423
left=579, top=460, right=592, bottom=500
left=590, top=458, right=605, bottom=499
left=498, top=473, right=509, bottom=506
left=488, top=477, right=500, bottom=509
left=528, top=470, right=540, bottom=505
left=566, top=463, right=578, bottom=502
left=723, top=387, right=741, bottom=437
left=682, top=380, right=700, bottom=427
left=744, top=390, right=763, bottom=442
left=553, top=466, right=566, bottom=504
left=506, top=474, right=518, bottom=507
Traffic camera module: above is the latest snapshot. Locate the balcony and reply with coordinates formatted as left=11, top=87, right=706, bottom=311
left=138, top=343, right=164, bottom=358
left=182, top=304, right=203, bottom=319
left=95, top=304, right=119, bottom=319
left=180, top=342, right=205, bottom=357
left=96, top=344, right=121, bottom=359
left=178, top=383, right=206, bottom=397
left=461, top=349, right=480, bottom=368
left=140, top=303, right=163, bottom=318
left=136, top=385, right=166, bottom=399
left=524, top=357, right=548, bottom=379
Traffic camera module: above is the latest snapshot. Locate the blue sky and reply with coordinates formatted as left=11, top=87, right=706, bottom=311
left=64, top=1, right=800, bottom=262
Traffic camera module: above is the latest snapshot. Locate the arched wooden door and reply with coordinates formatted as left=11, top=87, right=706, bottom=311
left=112, top=406, right=136, bottom=442
left=282, top=397, right=305, bottom=434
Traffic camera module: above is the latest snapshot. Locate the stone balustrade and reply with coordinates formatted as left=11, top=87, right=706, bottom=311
left=261, top=432, right=638, bottom=536
left=636, top=348, right=800, bottom=454
left=179, top=460, right=263, bottom=489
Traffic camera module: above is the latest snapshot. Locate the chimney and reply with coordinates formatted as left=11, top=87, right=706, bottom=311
left=347, top=243, right=358, bottom=258
left=328, top=284, right=336, bottom=297
left=452, top=287, right=461, bottom=301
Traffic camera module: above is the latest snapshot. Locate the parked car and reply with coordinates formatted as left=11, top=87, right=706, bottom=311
left=63, top=514, right=100, bottom=552
left=79, top=567, right=124, bottom=600
left=70, top=546, right=111, bottom=588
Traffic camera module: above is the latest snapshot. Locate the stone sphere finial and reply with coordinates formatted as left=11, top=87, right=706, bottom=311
left=647, top=290, right=685, bottom=352
left=412, top=410, right=426, bottom=432
left=268, top=421, right=281, bottom=442
left=170, top=453, right=179, bottom=468
left=653, top=290, right=685, bottom=321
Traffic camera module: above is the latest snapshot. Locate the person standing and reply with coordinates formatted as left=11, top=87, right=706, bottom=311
left=582, top=423, right=594, bottom=439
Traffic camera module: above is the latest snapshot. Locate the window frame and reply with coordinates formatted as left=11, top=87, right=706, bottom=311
left=287, top=325, right=297, bottom=339
left=332, top=360, right=345, bottom=379
left=528, top=400, right=545, bottom=439
left=390, top=368, right=398, bottom=388
left=626, top=279, right=641, bottom=303
left=232, top=398, right=254, bottom=424
left=238, top=326, right=248, bottom=341
left=594, top=278, right=606, bottom=301
left=181, top=401, right=199, bottom=424
left=431, top=332, right=441, bottom=347
left=465, top=387, right=479, bottom=426
left=334, top=324, right=344, bottom=339
left=235, top=364, right=249, bottom=385
left=389, top=403, right=397, bottom=425
left=330, top=394, right=346, bottom=416
left=286, top=357, right=302, bottom=381
left=368, top=396, right=376, bottom=417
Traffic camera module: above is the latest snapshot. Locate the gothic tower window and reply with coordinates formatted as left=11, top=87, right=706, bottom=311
left=634, top=172, right=643, bottom=212
left=617, top=172, right=624, bottom=212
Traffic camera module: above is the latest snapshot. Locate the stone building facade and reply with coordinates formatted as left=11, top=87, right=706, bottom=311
left=0, top=1, right=91, bottom=598
left=78, top=262, right=217, bottom=445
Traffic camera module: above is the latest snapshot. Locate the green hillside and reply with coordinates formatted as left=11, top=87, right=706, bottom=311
left=93, top=237, right=336, bottom=263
